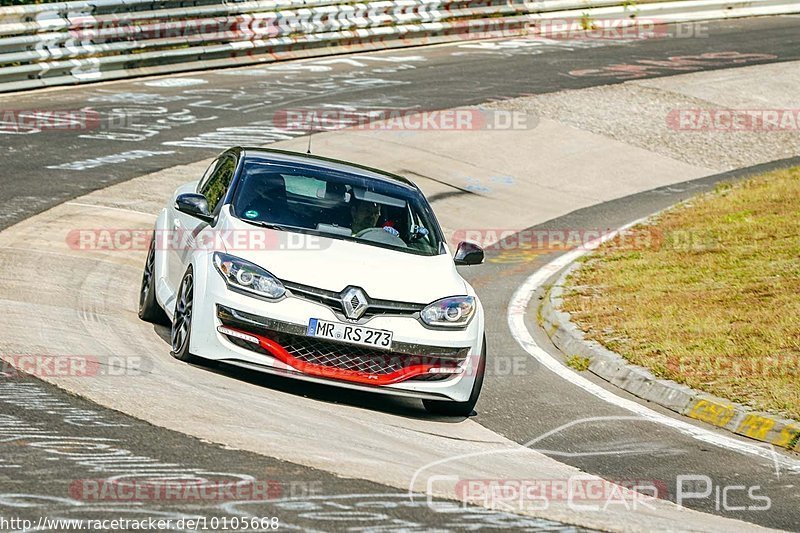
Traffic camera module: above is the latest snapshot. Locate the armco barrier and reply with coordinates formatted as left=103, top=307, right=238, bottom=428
left=0, top=0, right=797, bottom=93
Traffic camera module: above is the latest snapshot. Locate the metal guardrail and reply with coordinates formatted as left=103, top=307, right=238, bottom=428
left=0, top=0, right=797, bottom=93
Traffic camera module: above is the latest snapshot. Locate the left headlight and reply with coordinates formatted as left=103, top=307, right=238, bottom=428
left=420, top=296, right=476, bottom=328
left=213, top=252, right=285, bottom=299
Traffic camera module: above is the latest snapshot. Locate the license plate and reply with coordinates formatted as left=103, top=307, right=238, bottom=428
left=307, top=318, right=393, bottom=350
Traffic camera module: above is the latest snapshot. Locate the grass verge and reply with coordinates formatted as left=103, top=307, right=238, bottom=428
left=562, top=166, right=800, bottom=420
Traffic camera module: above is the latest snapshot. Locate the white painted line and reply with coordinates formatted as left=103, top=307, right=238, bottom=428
left=506, top=218, right=800, bottom=472
left=141, top=78, right=207, bottom=87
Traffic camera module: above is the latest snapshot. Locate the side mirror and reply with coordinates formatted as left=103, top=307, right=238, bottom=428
left=175, top=193, right=214, bottom=223
left=454, top=241, right=484, bottom=266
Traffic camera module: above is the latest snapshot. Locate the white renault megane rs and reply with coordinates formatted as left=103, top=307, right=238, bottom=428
left=138, top=147, right=486, bottom=416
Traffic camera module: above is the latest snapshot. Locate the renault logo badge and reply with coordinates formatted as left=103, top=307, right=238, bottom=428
left=341, top=287, right=368, bottom=320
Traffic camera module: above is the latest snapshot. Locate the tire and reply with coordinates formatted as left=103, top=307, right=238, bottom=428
left=138, top=236, right=169, bottom=325
left=423, top=336, right=486, bottom=417
left=170, top=266, right=199, bottom=363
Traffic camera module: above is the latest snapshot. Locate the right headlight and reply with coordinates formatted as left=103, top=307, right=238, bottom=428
left=213, top=252, right=285, bottom=300
left=420, top=296, right=476, bottom=328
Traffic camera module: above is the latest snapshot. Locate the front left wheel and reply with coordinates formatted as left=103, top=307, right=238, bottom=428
left=171, top=267, right=199, bottom=363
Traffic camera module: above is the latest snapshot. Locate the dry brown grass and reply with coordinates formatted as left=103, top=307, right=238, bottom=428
left=562, top=166, right=800, bottom=420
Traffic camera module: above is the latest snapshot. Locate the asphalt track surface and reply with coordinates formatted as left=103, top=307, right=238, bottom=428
left=1, top=15, right=799, bottom=532
left=0, top=373, right=585, bottom=531
left=2, top=16, right=800, bottom=230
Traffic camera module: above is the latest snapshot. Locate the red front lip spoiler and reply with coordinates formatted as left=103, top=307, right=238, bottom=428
left=221, top=326, right=454, bottom=386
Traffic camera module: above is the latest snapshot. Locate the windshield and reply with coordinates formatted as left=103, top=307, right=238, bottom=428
left=230, top=160, right=444, bottom=256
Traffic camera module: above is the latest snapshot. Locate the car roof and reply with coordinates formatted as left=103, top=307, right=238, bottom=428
left=238, top=147, right=418, bottom=190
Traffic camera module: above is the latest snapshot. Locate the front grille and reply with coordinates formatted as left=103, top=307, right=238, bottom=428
left=283, top=281, right=425, bottom=318
left=217, top=305, right=469, bottom=382
left=249, top=329, right=461, bottom=376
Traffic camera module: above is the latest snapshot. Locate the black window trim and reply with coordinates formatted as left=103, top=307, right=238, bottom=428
left=199, top=150, right=241, bottom=218
left=196, top=157, right=220, bottom=194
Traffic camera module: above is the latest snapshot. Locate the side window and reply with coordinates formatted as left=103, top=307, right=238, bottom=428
left=196, top=158, right=219, bottom=193
left=407, top=203, right=436, bottom=253
left=200, top=156, right=236, bottom=213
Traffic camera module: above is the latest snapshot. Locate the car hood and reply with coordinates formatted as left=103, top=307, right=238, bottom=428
left=222, top=222, right=466, bottom=303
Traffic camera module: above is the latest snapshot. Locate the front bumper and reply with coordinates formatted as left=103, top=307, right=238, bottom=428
left=188, top=269, right=484, bottom=402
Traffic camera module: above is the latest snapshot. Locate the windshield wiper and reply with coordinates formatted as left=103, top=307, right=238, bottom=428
left=240, top=219, right=289, bottom=231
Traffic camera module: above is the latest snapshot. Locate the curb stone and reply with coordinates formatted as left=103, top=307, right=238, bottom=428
left=539, top=263, right=800, bottom=453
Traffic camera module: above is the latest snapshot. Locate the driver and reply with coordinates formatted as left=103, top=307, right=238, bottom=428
left=350, top=199, right=381, bottom=235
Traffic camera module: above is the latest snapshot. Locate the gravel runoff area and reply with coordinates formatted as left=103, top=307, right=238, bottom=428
left=486, top=61, right=800, bottom=171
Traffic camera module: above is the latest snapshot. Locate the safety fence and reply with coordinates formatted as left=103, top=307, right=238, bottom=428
left=0, top=0, right=797, bottom=92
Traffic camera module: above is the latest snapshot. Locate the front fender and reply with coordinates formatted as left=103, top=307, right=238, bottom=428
left=153, top=208, right=172, bottom=312
left=187, top=250, right=215, bottom=356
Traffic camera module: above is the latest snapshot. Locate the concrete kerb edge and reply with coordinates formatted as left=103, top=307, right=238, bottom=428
left=539, top=263, right=800, bottom=453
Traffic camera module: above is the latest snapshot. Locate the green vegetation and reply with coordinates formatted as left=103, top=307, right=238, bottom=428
left=562, top=166, right=800, bottom=420
left=566, top=355, right=591, bottom=372
left=2, top=1, right=63, bottom=5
